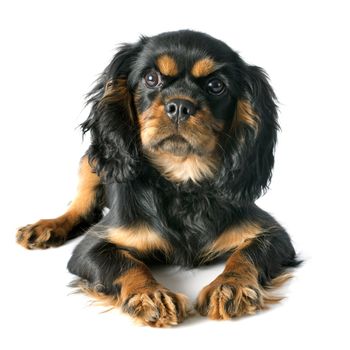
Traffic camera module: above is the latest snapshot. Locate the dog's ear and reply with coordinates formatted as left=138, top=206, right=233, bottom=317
left=223, top=65, right=279, bottom=201
left=81, top=40, right=145, bottom=183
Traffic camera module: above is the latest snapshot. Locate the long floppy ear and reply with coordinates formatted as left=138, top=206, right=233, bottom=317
left=223, top=65, right=279, bottom=201
left=81, top=41, right=145, bottom=183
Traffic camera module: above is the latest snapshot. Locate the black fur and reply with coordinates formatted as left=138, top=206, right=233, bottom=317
left=67, top=30, right=299, bottom=296
left=81, top=42, right=145, bottom=183
left=220, top=65, right=279, bottom=202
left=68, top=235, right=136, bottom=296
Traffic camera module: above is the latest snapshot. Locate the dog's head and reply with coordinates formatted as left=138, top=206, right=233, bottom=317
left=82, top=30, right=278, bottom=201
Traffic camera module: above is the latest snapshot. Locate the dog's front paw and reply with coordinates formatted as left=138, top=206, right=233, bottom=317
left=196, top=273, right=264, bottom=319
left=16, top=219, right=67, bottom=249
left=122, top=288, right=191, bottom=327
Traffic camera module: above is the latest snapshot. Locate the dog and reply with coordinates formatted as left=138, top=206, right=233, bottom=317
left=16, top=30, right=300, bottom=327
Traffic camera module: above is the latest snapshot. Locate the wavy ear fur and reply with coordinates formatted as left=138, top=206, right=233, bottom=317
left=81, top=41, right=145, bottom=183
left=222, top=65, right=279, bottom=201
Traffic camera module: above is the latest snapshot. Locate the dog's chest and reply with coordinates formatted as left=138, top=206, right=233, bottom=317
left=160, top=189, right=234, bottom=262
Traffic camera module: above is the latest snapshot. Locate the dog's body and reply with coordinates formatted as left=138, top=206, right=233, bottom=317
left=17, top=30, right=299, bottom=327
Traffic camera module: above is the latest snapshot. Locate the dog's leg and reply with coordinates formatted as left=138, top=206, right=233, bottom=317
left=16, top=155, right=104, bottom=249
left=196, top=212, right=299, bottom=319
left=67, top=229, right=190, bottom=327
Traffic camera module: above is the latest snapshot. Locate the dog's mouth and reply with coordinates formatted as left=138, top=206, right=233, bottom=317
left=153, top=134, right=195, bottom=156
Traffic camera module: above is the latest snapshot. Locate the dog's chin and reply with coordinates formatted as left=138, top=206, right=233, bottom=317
left=152, top=135, right=196, bottom=157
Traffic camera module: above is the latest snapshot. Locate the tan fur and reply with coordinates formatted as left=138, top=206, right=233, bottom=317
left=16, top=156, right=100, bottom=249
left=73, top=267, right=191, bottom=327
left=137, top=97, right=164, bottom=146
left=233, top=99, right=260, bottom=133
left=72, top=266, right=155, bottom=310
left=115, top=266, right=158, bottom=300
left=196, top=252, right=284, bottom=319
left=101, top=79, right=128, bottom=103
left=115, top=268, right=191, bottom=327
left=101, top=78, right=134, bottom=122
left=71, top=279, right=120, bottom=309
left=156, top=54, right=178, bottom=76
left=138, top=99, right=222, bottom=152
left=67, top=156, right=100, bottom=218
left=191, top=57, right=216, bottom=77
left=138, top=98, right=222, bottom=183
left=267, top=272, right=294, bottom=289
left=107, top=224, right=172, bottom=254
left=200, top=223, right=262, bottom=263
left=145, top=151, right=218, bottom=183
left=124, top=289, right=190, bottom=327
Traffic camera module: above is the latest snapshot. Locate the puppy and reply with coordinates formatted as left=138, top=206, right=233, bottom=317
left=16, top=30, right=300, bottom=327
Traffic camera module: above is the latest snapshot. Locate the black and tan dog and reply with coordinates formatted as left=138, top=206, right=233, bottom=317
left=16, top=30, right=300, bottom=327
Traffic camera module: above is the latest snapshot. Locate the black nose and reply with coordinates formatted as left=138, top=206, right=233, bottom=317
left=165, top=99, right=197, bottom=123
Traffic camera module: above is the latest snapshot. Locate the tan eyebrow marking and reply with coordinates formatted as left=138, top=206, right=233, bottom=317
left=156, top=54, right=178, bottom=76
left=191, top=57, right=216, bottom=78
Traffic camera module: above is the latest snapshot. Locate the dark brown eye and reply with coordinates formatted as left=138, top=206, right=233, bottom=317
left=207, top=78, right=225, bottom=95
left=144, top=70, right=162, bottom=88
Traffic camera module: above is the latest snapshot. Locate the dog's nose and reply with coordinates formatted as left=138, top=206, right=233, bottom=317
left=165, top=99, right=197, bottom=123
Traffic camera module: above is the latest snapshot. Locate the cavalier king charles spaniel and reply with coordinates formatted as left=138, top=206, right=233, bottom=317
left=17, top=30, right=300, bottom=327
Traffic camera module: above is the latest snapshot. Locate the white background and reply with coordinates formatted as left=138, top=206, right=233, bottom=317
left=1, top=0, right=349, bottom=349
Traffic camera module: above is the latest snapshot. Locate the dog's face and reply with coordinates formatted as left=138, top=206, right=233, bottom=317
left=82, top=31, right=278, bottom=200
left=128, top=32, right=246, bottom=181
left=130, top=34, right=238, bottom=160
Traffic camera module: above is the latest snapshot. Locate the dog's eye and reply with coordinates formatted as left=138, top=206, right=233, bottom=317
left=144, top=70, right=162, bottom=88
left=207, top=78, right=225, bottom=95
